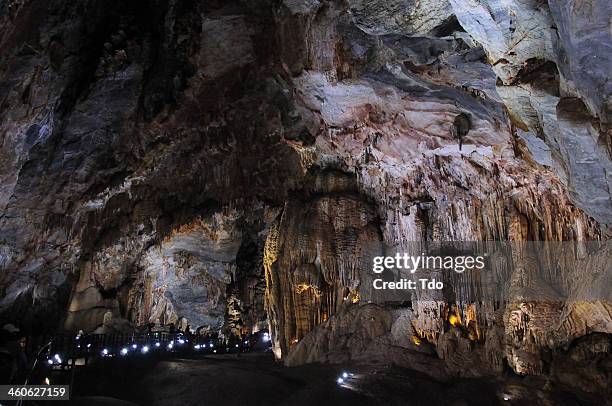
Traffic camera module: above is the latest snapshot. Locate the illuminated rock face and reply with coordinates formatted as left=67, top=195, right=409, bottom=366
left=128, top=213, right=243, bottom=330
left=0, top=0, right=610, bottom=393
left=264, top=171, right=383, bottom=358
left=449, top=0, right=611, bottom=223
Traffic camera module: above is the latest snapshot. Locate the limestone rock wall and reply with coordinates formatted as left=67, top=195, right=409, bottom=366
left=0, top=0, right=303, bottom=334
left=449, top=0, right=611, bottom=223
left=264, top=171, right=383, bottom=358
left=264, top=0, right=611, bottom=391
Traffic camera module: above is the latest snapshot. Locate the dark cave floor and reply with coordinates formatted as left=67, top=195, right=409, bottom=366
left=57, top=353, right=596, bottom=406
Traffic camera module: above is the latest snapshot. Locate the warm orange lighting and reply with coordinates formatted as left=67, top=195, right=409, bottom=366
left=295, top=283, right=321, bottom=297
left=449, top=314, right=461, bottom=326
left=465, top=304, right=481, bottom=341
left=411, top=335, right=422, bottom=346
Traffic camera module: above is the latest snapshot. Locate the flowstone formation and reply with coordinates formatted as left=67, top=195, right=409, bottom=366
left=0, top=0, right=610, bottom=397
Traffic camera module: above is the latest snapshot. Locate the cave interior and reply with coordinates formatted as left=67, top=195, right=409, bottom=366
left=0, top=0, right=610, bottom=404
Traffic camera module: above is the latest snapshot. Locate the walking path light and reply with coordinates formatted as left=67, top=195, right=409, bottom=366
left=337, top=371, right=353, bottom=386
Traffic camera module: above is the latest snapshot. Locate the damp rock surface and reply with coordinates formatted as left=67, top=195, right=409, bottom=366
left=70, top=353, right=601, bottom=406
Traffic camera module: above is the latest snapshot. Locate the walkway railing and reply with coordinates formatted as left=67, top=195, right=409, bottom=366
left=15, top=329, right=269, bottom=390
left=44, top=331, right=178, bottom=367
